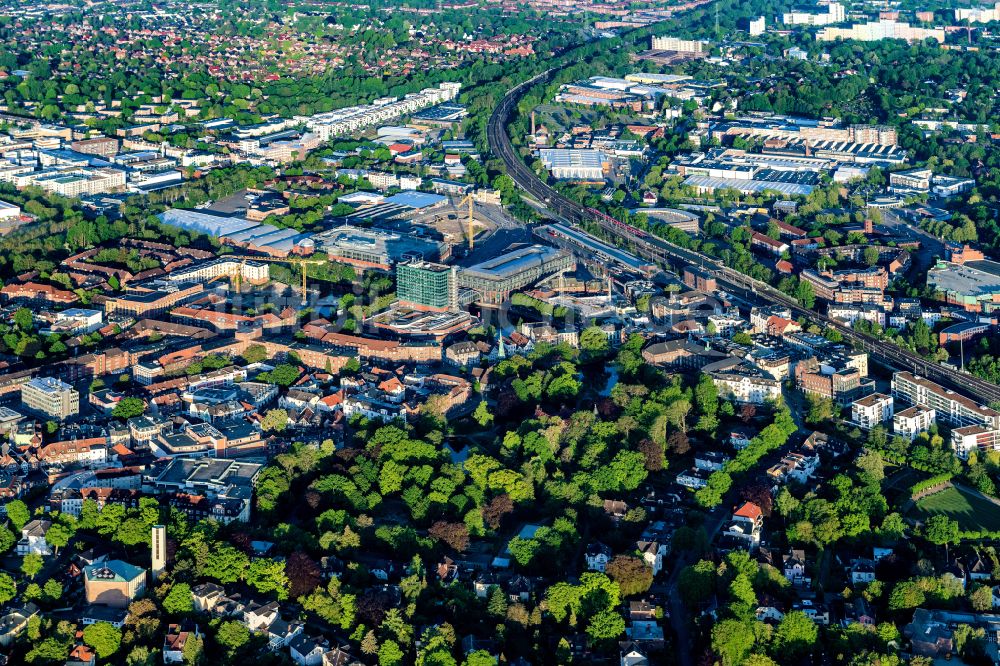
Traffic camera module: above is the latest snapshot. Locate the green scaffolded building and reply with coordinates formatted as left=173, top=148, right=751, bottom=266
left=396, top=260, right=457, bottom=311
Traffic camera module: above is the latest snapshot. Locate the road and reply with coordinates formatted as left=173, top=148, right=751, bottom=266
left=486, top=68, right=1000, bottom=408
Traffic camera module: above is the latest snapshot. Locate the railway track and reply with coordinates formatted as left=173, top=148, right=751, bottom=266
left=487, top=68, right=1000, bottom=406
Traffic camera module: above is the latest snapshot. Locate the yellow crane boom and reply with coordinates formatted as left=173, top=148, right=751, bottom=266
left=226, top=254, right=325, bottom=306
left=458, top=194, right=476, bottom=250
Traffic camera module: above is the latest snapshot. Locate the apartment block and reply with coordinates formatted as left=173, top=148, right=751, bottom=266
left=852, top=393, right=893, bottom=430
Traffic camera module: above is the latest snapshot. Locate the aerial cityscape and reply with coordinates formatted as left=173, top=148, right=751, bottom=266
left=4, top=0, right=1000, bottom=664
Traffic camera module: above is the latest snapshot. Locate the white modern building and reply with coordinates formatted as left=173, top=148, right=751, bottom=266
left=783, top=2, right=845, bottom=25
left=538, top=149, right=607, bottom=180
left=852, top=393, right=893, bottom=430
left=21, top=377, right=79, bottom=421
left=307, top=83, right=460, bottom=140
left=893, top=405, right=936, bottom=442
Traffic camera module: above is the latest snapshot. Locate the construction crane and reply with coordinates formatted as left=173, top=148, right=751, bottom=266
left=458, top=193, right=477, bottom=251
left=227, top=255, right=325, bottom=307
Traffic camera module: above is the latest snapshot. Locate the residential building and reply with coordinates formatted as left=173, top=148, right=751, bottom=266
left=893, top=405, right=936, bottom=442
left=16, top=520, right=51, bottom=556
left=852, top=393, right=893, bottom=430
left=891, top=372, right=1000, bottom=430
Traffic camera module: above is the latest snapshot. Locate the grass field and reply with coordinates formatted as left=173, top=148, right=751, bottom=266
left=910, top=486, right=1000, bottom=532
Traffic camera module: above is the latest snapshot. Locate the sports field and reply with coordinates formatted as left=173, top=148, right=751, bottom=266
left=910, top=485, right=1000, bottom=532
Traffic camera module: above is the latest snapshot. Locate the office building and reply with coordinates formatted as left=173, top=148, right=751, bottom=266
left=396, top=261, right=457, bottom=312
left=21, top=377, right=79, bottom=421
left=783, top=2, right=845, bottom=25
left=538, top=149, right=608, bottom=181
left=314, top=225, right=444, bottom=271
left=458, top=245, right=574, bottom=304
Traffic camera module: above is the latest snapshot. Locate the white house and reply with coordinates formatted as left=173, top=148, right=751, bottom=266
left=677, top=467, right=710, bottom=489
left=783, top=550, right=810, bottom=586
left=16, top=520, right=51, bottom=556
left=191, top=583, right=225, bottom=613
left=636, top=541, right=666, bottom=576
left=289, top=635, right=329, bottom=666
left=850, top=559, right=877, bottom=585
left=585, top=542, right=613, bottom=572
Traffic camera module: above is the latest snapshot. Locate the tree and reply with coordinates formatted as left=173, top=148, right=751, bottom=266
left=668, top=429, right=690, bottom=455
left=605, top=556, right=653, bottom=597
left=126, top=646, right=157, bottom=666
left=378, top=639, right=404, bottom=666
left=6, top=500, right=29, bottom=531
left=888, top=581, right=926, bottom=610
left=112, top=397, right=146, bottom=420
left=586, top=608, right=625, bottom=643
left=21, top=553, right=43, bottom=579
left=805, top=394, right=834, bottom=425
left=261, top=408, right=288, bottom=433
left=637, top=438, right=664, bottom=471
left=242, top=344, right=268, bottom=364
left=679, top=560, right=716, bottom=609
left=116, top=517, right=150, bottom=547
left=0, top=573, right=15, bottom=605
left=182, top=631, right=203, bottom=665
left=774, top=611, right=818, bottom=658
left=0, top=526, right=14, bottom=555
left=856, top=449, right=885, bottom=482
left=969, top=583, right=994, bottom=612
left=923, top=515, right=959, bottom=558
left=694, top=373, right=718, bottom=418
left=260, top=364, right=300, bottom=387
left=472, top=401, right=493, bottom=427
left=42, top=579, right=62, bottom=603
left=285, top=551, right=322, bottom=599
left=863, top=245, right=880, bottom=266
left=361, top=630, right=379, bottom=655
left=464, top=651, right=497, bottom=666
left=795, top=279, right=815, bottom=309
left=481, top=494, right=514, bottom=530
left=247, top=558, right=290, bottom=600
left=711, top=619, right=756, bottom=666
left=215, top=620, right=250, bottom=656
left=163, top=583, right=194, bottom=614
left=579, top=326, right=610, bottom=360
left=83, top=622, right=122, bottom=659
left=487, top=585, right=508, bottom=618
left=204, top=544, right=249, bottom=584
left=46, top=523, right=72, bottom=555
left=14, top=308, right=33, bottom=331
left=428, top=521, right=470, bottom=552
